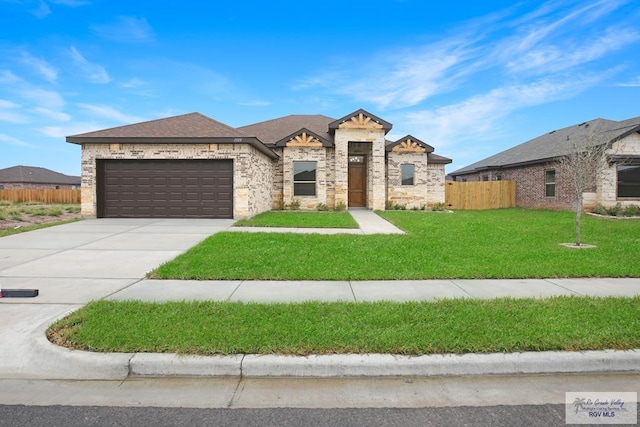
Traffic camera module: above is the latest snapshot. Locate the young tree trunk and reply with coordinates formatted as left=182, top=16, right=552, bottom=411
left=575, top=196, right=583, bottom=246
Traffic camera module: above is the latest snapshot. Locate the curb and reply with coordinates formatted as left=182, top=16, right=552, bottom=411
left=31, top=330, right=640, bottom=379
left=130, top=350, right=640, bottom=378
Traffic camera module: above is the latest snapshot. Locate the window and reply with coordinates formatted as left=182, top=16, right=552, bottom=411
left=401, top=164, right=414, bottom=185
left=496, top=175, right=502, bottom=181
left=545, top=170, right=556, bottom=197
left=482, top=175, right=489, bottom=182
left=617, top=164, right=640, bottom=198
left=293, top=161, right=316, bottom=196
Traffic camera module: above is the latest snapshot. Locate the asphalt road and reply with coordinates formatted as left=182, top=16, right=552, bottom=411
left=0, top=404, right=572, bottom=427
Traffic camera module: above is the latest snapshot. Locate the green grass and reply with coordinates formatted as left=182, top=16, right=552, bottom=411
left=234, top=211, right=359, bottom=228
left=151, top=209, right=640, bottom=280
left=47, top=296, right=640, bottom=355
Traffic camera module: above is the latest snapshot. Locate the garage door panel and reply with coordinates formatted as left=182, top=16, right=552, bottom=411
left=98, top=159, right=233, bottom=218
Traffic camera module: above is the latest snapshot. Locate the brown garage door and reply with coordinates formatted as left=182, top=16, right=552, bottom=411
left=97, top=159, right=233, bottom=218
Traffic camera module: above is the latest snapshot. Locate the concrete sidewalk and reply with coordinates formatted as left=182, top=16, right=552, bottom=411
left=109, top=278, right=640, bottom=303
left=1, top=215, right=639, bottom=381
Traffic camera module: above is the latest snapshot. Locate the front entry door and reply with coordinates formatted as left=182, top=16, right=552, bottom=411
left=348, top=156, right=366, bottom=207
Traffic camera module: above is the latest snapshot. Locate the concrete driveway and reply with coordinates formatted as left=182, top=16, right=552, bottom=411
left=0, top=218, right=233, bottom=378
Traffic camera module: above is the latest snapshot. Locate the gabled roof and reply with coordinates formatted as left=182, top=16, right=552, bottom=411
left=0, top=165, right=80, bottom=185
left=66, top=112, right=279, bottom=160
left=450, top=116, right=640, bottom=176
left=274, top=128, right=333, bottom=147
left=237, top=114, right=334, bottom=144
left=328, top=109, right=392, bottom=134
left=386, top=135, right=435, bottom=153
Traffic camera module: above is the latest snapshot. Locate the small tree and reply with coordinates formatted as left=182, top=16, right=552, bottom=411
left=556, top=134, right=609, bottom=246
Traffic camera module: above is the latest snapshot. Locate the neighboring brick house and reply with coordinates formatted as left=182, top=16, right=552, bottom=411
left=449, top=116, right=640, bottom=210
left=66, top=109, right=451, bottom=219
left=0, top=165, right=80, bottom=190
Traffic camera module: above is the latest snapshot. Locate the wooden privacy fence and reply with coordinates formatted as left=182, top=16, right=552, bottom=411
left=0, top=189, right=81, bottom=204
left=445, top=180, right=516, bottom=210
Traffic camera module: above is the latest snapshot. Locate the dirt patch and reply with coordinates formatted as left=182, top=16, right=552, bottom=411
left=0, top=207, right=84, bottom=231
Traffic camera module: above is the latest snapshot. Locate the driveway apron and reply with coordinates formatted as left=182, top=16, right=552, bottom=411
left=0, top=218, right=232, bottom=378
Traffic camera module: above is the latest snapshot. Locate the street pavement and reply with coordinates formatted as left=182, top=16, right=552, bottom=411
left=0, top=212, right=639, bottom=381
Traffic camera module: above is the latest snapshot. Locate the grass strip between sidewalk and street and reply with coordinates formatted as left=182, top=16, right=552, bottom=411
left=150, top=209, right=640, bottom=280
left=48, top=296, right=640, bottom=355
left=233, top=211, right=359, bottom=228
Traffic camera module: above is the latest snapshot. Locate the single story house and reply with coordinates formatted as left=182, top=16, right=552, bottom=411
left=67, top=109, right=452, bottom=219
left=449, top=116, right=640, bottom=210
left=0, top=165, right=80, bottom=190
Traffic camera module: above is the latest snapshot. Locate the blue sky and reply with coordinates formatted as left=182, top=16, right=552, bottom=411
left=1, top=0, right=639, bottom=176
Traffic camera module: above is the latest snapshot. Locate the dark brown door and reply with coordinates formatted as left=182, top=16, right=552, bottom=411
left=97, top=159, right=233, bottom=218
left=348, top=163, right=366, bottom=207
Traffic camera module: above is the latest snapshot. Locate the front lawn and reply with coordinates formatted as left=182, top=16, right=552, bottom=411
left=233, top=211, right=358, bottom=228
left=150, top=209, right=640, bottom=280
left=48, top=296, right=640, bottom=355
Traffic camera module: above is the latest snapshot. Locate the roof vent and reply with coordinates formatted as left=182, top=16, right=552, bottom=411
left=548, top=130, right=556, bottom=134
left=578, top=122, right=587, bottom=126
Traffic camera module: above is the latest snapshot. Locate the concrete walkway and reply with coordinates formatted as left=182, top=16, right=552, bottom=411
left=229, top=208, right=405, bottom=235
left=0, top=216, right=639, bottom=381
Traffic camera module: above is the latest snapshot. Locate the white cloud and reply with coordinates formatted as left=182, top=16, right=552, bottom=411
left=238, top=100, right=272, bottom=107
left=403, top=75, right=603, bottom=150
left=91, top=16, right=154, bottom=43
left=0, top=70, right=21, bottom=84
left=0, top=99, right=20, bottom=109
left=0, top=99, right=28, bottom=123
left=616, top=76, right=640, bottom=87
left=16, top=50, right=58, bottom=82
left=38, top=122, right=103, bottom=138
left=68, top=46, right=110, bottom=83
left=76, top=103, right=145, bottom=123
left=32, top=106, right=71, bottom=121
left=0, top=133, right=29, bottom=146
left=17, top=87, right=64, bottom=109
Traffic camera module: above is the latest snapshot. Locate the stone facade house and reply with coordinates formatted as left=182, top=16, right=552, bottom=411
left=0, top=165, right=80, bottom=190
left=67, top=109, right=451, bottom=219
left=449, top=116, right=640, bottom=211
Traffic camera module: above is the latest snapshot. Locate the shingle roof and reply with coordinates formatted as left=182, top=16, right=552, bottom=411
left=0, top=165, right=80, bottom=185
left=67, top=112, right=247, bottom=139
left=66, top=112, right=279, bottom=160
left=450, top=116, right=640, bottom=176
left=237, top=114, right=335, bottom=144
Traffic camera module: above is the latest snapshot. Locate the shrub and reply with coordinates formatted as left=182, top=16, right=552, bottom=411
left=385, top=200, right=395, bottom=210
left=432, top=202, right=447, bottom=212
left=411, top=206, right=420, bottom=211
left=277, top=200, right=286, bottom=211
left=606, top=203, right=624, bottom=217
left=334, top=201, right=346, bottom=211
left=316, top=203, right=328, bottom=212
left=592, top=205, right=607, bottom=215
left=288, top=199, right=301, bottom=210
left=623, top=204, right=640, bottom=217
left=420, top=204, right=427, bottom=211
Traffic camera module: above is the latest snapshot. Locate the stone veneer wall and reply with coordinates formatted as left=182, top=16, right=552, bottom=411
left=281, top=146, right=328, bottom=210
left=334, top=127, right=386, bottom=210
left=81, top=143, right=275, bottom=219
left=426, top=163, right=447, bottom=205
left=386, top=152, right=428, bottom=208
